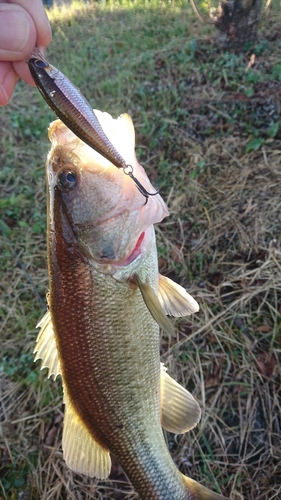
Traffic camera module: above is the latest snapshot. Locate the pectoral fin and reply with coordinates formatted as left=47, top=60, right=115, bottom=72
left=160, top=364, right=201, bottom=434
left=34, top=311, right=61, bottom=379
left=158, top=274, right=199, bottom=317
left=63, top=389, right=111, bottom=479
left=133, top=274, right=174, bottom=336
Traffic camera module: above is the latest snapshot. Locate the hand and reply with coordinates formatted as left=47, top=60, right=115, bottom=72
left=0, top=0, right=52, bottom=105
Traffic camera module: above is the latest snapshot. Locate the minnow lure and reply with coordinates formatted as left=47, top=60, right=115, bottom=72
left=28, top=50, right=158, bottom=203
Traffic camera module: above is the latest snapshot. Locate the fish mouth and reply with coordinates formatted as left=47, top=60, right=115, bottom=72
left=119, top=231, right=146, bottom=266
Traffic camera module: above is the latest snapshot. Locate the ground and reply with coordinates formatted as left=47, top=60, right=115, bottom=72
left=0, top=1, right=281, bottom=499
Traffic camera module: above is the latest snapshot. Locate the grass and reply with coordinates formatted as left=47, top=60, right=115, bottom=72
left=1, top=0, right=281, bottom=498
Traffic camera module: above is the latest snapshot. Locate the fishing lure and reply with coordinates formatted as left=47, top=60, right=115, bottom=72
left=28, top=50, right=158, bottom=203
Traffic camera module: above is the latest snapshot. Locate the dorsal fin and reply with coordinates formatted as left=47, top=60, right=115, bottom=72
left=160, top=364, right=201, bottom=434
left=34, top=311, right=61, bottom=379
left=63, top=389, right=111, bottom=478
left=158, top=274, right=199, bottom=317
left=132, top=274, right=174, bottom=336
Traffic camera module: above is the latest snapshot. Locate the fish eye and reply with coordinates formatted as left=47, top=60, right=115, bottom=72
left=34, top=59, right=48, bottom=68
left=57, top=170, right=78, bottom=191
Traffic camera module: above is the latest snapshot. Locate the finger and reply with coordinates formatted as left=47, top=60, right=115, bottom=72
left=6, top=0, right=52, bottom=47
left=0, top=61, right=19, bottom=105
left=13, top=60, right=36, bottom=86
left=0, top=4, right=36, bottom=61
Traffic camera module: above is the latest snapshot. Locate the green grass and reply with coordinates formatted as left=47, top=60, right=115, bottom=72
left=1, top=0, right=281, bottom=498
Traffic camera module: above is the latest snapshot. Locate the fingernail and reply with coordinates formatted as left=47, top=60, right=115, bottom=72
left=0, top=67, right=18, bottom=105
left=37, top=45, right=46, bottom=56
left=0, top=11, right=30, bottom=52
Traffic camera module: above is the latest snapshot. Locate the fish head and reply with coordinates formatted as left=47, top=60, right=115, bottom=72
left=47, top=110, right=169, bottom=272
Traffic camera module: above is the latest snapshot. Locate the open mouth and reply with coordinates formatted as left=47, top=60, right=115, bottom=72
left=120, top=231, right=145, bottom=266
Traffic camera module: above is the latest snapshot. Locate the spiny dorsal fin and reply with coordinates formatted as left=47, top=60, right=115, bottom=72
left=133, top=274, right=174, bottom=336
left=160, top=364, right=201, bottom=434
left=63, top=388, right=111, bottom=479
left=158, top=274, right=199, bottom=317
left=34, top=311, right=61, bottom=379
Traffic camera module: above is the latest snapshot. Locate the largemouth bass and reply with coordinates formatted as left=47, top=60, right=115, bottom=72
left=35, top=110, right=229, bottom=500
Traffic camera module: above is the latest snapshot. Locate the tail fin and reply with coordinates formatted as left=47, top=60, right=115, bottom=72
left=182, top=475, right=229, bottom=500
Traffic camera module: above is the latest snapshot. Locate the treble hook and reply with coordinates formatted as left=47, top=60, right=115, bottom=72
left=123, top=164, right=159, bottom=206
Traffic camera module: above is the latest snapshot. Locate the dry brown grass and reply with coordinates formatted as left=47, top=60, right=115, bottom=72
left=1, top=0, right=281, bottom=499
left=159, top=138, right=281, bottom=500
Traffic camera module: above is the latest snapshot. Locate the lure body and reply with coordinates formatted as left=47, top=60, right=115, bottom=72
left=28, top=56, right=126, bottom=169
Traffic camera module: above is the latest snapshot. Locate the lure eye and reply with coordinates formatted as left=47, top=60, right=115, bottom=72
left=34, top=59, right=48, bottom=68
left=57, top=170, right=78, bottom=191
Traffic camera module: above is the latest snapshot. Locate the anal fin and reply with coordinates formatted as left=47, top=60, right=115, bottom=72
left=182, top=475, right=229, bottom=500
left=161, top=364, right=201, bottom=434
left=63, top=389, right=111, bottom=479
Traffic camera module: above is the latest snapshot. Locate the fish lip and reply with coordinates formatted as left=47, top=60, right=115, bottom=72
left=118, top=231, right=146, bottom=267
left=116, top=225, right=155, bottom=268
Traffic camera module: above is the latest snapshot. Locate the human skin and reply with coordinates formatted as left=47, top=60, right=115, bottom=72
left=0, top=0, right=52, bottom=105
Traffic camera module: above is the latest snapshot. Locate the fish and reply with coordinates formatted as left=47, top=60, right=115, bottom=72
left=34, top=109, right=229, bottom=500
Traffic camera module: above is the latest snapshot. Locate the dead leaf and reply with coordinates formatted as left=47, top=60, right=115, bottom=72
left=255, top=325, right=271, bottom=333
left=205, top=358, right=223, bottom=387
left=179, top=322, right=193, bottom=339
left=234, top=317, right=255, bottom=349
left=207, top=271, right=221, bottom=287
left=171, top=244, right=183, bottom=264
left=44, top=413, right=63, bottom=446
left=255, top=352, right=276, bottom=378
left=266, top=30, right=281, bottom=41
left=206, top=333, right=219, bottom=344
left=158, top=257, right=167, bottom=270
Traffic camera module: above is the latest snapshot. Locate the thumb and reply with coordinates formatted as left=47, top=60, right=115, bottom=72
left=0, top=4, right=36, bottom=61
